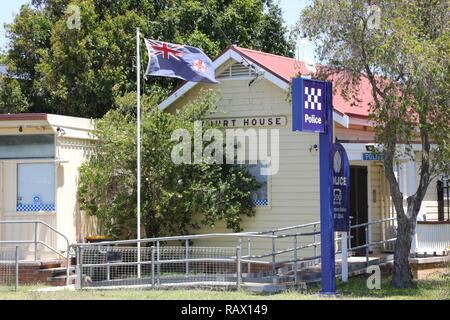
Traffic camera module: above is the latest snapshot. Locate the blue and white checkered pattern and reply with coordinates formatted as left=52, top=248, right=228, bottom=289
left=253, top=199, right=268, bottom=206
left=304, top=87, right=322, bottom=110
left=16, top=204, right=55, bottom=212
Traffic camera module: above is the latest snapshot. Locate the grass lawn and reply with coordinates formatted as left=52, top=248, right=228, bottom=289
left=0, top=272, right=448, bottom=300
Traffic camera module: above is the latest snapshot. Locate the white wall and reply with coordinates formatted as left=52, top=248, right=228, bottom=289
left=164, top=61, right=409, bottom=259
left=168, top=72, right=323, bottom=258
left=0, top=125, right=94, bottom=260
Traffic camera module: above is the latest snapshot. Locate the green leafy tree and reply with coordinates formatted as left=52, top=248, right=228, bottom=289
left=78, top=89, right=260, bottom=239
left=3, top=0, right=293, bottom=118
left=0, top=77, right=29, bottom=113
left=254, top=0, right=293, bottom=57
left=297, top=0, right=449, bottom=288
left=0, top=53, right=29, bottom=113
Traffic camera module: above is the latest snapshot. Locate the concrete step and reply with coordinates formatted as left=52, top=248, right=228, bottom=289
left=275, top=255, right=395, bottom=284
left=11, top=259, right=74, bottom=286
left=46, top=275, right=77, bottom=286
left=244, top=281, right=308, bottom=293
left=39, top=260, right=65, bottom=270
left=38, top=266, right=75, bottom=275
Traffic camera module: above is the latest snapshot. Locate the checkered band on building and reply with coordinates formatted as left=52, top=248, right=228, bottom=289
left=16, top=204, right=55, bottom=212
left=253, top=199, right=268, bottom=206
left=304, top=87, right=322, bottom=110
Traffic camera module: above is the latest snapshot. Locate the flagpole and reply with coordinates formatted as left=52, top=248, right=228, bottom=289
left=136, top=27, right=141, bottom=278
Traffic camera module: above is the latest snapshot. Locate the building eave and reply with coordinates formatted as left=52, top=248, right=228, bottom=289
left=0, top=113, right=94, bottom=140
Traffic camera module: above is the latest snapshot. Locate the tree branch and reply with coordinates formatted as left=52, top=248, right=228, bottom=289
left=413, top=118, right=432, bottom=212
left=383, top=136, right=407, bottom=219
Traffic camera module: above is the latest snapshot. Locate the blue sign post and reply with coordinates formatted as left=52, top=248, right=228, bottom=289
left=293, top=78, right=336, bottom=294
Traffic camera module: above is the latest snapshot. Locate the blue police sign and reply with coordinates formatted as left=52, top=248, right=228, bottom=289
left=331, top=143, right=350, bottom=232
left=292, top=78, right=327, bottom=133
left=292, top=77, right=336, bottom=294
left=363, top=152, right=384, bottom=161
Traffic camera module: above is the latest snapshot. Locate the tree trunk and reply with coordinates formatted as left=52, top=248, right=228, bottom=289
left=383, top=126, right=431, bottom=288
left=391, top=215, right=415, bottom=288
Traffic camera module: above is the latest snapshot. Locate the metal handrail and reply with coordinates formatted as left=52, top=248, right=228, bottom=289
left=258, top=221, right=320, bottom=235
left=0, top=217, right=400, bottom=289
left=71, top=217, right=399, bottom=289
left=349, top=238, right=397, bottom=251
left=345, top=216, right=397, bottom=268
left=350, top=217, right=396, bottom=229
left=73, top=232, right=276, bottom=247
left=72, top=223, right=321, bottom=267
left=0, top=220, right=71, bottom=286
left=71, top=220, right=322, bottom=288
left=0, top=240, right=64, bottom=257
left=73, top=221, right=323, bottom=248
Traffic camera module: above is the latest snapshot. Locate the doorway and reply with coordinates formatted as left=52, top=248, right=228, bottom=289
left=350, top=166, right=368, bottom=255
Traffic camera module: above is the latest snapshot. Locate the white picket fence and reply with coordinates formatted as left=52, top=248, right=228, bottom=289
left=411, top=223, right=450, bottom=255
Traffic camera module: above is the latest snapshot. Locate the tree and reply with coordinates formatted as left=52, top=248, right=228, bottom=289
left=0, top=77, right=29, bottom=113
left=78, top=89, right=260, bottom=239
left=2, top=0, right=294, bottom=118
left=297, top=0, right=449, bottom=288
left=254, top=0, right=294, bottom=57
left=0, top=54, right=29, bottom=113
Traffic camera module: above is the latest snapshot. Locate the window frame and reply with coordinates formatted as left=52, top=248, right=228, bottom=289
left=15, top=160, right=57, bottom=213
left=0, top=134, right=56, bottom=159
left=246, top=160, right=272, bottom=209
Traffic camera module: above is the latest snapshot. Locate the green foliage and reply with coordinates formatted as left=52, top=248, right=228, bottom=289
left=253, top=0, right=293, bottom=57
left=0, top=77, right=29, bottom=113
left=2, top=0, right=293, bottom=118
left=297, top=0, right=449, bottom=288
left=78, top=89, right=260, bottom=239
left=298, top=0, right=449, bottom=179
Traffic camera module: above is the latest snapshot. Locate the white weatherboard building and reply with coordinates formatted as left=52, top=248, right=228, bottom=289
left=0, top=46, right=448, bottom=263
left=0, top=114, right=95, bottom=259
left=159, top=45, right=449, bottom=257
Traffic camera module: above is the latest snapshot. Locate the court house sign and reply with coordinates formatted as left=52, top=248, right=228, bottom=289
left=209, top=116, right=287, bottom=128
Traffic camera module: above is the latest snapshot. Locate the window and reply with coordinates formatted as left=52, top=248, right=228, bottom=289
left=0, top=134, right=55, bottom=159
left=437, top=177, right=449, bottom=221
left=16, top=163, right=55, bottom=212
left=247, top=161, right=269, bottom=206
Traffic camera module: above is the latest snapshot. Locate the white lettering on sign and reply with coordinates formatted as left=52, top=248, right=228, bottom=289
left=333, top=176, right=347, bottom=186
left=304, top=114, right=322, bottom=124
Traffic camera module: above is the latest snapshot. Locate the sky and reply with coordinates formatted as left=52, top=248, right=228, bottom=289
left=0, top=0, right=30, bottom=51
left=0, top=0, right=314, bottom=57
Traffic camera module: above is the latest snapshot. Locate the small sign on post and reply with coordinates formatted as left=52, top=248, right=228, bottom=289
left=331, top=143, right=350, bottom=232
left=363, top=152, right=384, bottom=161
left=331, top=143, right=351, bottom=283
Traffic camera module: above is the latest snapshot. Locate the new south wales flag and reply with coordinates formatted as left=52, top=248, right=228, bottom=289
left=144, top=39, right=218, bottom=84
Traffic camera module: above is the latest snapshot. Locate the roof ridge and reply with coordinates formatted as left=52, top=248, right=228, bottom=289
left=232, top=45, right=302, bottom=63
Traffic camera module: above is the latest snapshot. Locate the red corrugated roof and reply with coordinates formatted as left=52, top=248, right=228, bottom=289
left=231, top=45, right=372, bottom=118
left=0, top=113, right=48, bottom=121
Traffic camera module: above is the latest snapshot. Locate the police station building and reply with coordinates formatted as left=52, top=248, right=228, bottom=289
left=0, top=46, right=448, bottom=262
left=159, top=45, right=449, bottom=257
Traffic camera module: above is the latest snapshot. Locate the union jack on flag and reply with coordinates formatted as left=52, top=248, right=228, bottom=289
left=145, top=39, right=184, bottom=60
left=144, top=38, right=218, bottom=84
